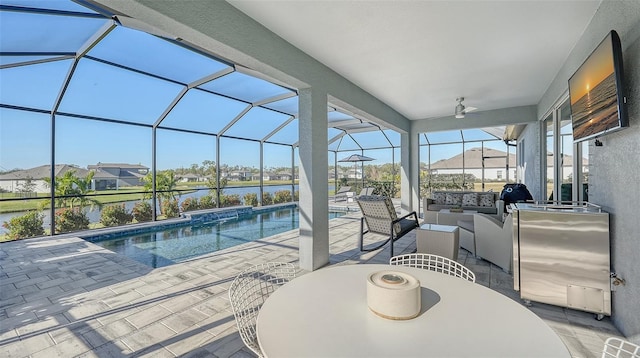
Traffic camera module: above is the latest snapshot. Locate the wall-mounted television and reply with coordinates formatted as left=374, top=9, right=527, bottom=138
left=568, top=30, right=628, bottom=143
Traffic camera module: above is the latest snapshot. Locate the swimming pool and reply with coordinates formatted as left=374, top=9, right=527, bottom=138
left=85, top=206, right=345, bottom=268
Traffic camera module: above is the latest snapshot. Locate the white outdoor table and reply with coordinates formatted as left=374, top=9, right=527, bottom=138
left=256, top=264, right=570, bottom=358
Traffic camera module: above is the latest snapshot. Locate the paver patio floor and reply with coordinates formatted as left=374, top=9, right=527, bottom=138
left=0, top=210, right=625, bottom=357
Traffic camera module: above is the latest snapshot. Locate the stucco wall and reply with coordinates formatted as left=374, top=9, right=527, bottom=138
left=589, top=20, right=640, bottom=342
left=533, top=0, right=640, bottom=342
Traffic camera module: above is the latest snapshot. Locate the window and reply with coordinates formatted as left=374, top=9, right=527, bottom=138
left=418, top=128, right=510, bottom=197
left=542, top=94, right=589, bottom=203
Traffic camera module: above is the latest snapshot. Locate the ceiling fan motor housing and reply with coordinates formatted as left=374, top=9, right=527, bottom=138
left=455, top=97, right=466, bottom=118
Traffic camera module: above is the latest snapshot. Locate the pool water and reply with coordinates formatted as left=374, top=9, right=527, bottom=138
left=92, top=207, right=345, bottom=268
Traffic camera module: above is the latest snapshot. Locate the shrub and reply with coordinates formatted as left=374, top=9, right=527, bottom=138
left=132, top=201, right=153, bottom=222
left=199, top=195, right=216, bottom=209
left=55, top=208, right=89, bottom=234
left=273, top=190, right=292, bottom=204
left=100, top=204, right=133, bottom=227
left=244, top=193, right=258, bottom=207
left=180, top=197, right=200, bottom=212
left=294, top=190, right=299, bottom=201
left=219, top=194, right=241, bottom=207
left=262, top=192, right=273, bottom=206
left=162, top=199, right=180, bottom=218
left=2, top=211, right=44, bottom=240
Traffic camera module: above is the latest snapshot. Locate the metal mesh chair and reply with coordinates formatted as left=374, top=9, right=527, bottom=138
left=333, top=186, right=352, bottom=202
left=356, top=195, right=419, bottom=259
left=358, top=187, right=375, bottom=196
left=389, top=253, right=476, bottom=283
left=602, top=337, right=640, bottom=358
left=228, top=262, right=297, bottom=357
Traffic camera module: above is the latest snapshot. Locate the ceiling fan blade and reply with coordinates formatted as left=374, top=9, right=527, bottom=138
left=465, top=106, right=478, bottom=113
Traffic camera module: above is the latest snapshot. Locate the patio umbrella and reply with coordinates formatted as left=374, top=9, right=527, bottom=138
left=339, top=154, right=375, bottom=188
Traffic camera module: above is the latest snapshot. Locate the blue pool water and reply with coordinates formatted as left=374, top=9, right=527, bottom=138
left=87, top=207, right=345, bottom=268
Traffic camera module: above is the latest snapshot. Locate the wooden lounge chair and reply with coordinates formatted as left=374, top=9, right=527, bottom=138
left=356, top=195, right=419, bottom=258
left=333, top=186, right=352, bottom=202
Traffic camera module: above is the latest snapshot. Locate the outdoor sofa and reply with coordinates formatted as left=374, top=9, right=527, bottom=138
left=422, top=191, right=504, bottom=224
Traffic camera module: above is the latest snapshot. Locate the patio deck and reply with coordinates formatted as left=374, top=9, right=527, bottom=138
left=0, top=207, right=624, bottom=357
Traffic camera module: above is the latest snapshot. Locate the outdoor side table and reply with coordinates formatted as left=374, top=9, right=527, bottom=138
left=416, top=224, right=459, bottom=260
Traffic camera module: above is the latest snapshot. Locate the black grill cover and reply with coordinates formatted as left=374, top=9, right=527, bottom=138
left=500, top=183, right=533, bottom=205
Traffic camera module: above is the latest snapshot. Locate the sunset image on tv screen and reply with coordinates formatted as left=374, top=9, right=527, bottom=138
left=569, top=32, right=619, bottom=141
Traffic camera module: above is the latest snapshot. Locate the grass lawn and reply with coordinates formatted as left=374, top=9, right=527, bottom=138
left=474, top=182, right=508, bottom=192
left=0, top=189, right=147, bottom=213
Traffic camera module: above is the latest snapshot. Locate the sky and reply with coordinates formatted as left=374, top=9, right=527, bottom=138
left=569, top=32, right=615, bottom=105
left=0, top=1, right=507, bottom=173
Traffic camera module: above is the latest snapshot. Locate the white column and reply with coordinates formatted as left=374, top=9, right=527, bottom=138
left=298, top=88, right=329, bottom=271
left=400, top=132, right=418, bottom=215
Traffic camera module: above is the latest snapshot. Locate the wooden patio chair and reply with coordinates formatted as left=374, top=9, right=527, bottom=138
left=355, top=195, right=419, bottom=258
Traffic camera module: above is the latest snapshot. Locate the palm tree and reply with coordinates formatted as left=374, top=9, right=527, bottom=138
left=73, top=171, right=101, bottom=210
left=44, top=171, right=74, bottom=208
left=202, top=161, right=226, bottom=197
left=142, top=170, right=179, bottom=214
left=44, top=170, right=101, bottom=210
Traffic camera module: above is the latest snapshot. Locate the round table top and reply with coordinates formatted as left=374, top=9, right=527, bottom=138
left=257, top=264, right=570, bottom=358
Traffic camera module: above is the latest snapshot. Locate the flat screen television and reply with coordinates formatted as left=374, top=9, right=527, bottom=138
left=568, top=30, right=628, bottom=143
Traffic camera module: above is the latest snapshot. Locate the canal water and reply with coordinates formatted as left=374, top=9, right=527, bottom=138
left=0, top=185, right=326, bottom=235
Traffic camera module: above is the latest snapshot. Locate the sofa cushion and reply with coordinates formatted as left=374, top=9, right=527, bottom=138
left=433, top=192, right=446, bottom=205
left=462, top=193, right=478, bottom=206
left=478, top=193, right=495, bottom=207
left=445, top=193, right=462, bottom=205
left=425, top=191, right=500, bottom=216
left=426, top=204, right=498, bottom=215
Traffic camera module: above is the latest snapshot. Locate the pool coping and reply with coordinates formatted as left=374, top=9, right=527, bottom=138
left=82, top=203, right=298, bottom=243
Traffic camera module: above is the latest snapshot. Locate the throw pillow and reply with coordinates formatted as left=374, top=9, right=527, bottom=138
left=433, top=192, right=446, bottom=205
left=462, top=193, right=478, bottom=206
left=445, top=193, right=462, bottom=205
left=478, top=193, right=495, bottom=207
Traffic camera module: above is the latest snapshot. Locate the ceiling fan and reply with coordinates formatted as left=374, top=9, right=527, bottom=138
left=454, top=97, right=477, bottom=118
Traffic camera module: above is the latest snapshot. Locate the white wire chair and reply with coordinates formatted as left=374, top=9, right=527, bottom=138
left=228, top=262, right=297, bottom=357
left=602, top=337, right=640, bottom=358
left=389, top=253, right=476, bottom=283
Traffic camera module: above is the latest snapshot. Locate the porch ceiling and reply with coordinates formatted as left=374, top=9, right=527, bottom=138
left=227, top=0, right=601, bottom=120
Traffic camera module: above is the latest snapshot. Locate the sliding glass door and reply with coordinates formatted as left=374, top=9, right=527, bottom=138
left=542, top=94, right=590, bottom=203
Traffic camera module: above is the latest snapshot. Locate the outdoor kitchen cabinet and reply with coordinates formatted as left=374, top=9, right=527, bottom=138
left=511, top=202, right=611, bottom=318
